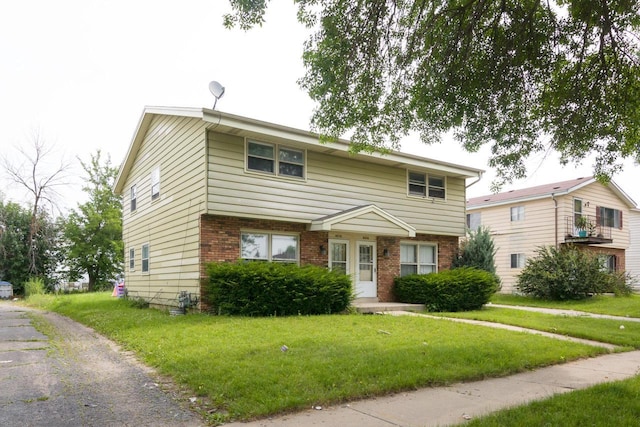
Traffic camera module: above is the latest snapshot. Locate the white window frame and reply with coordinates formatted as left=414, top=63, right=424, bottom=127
left=246, top=140, right=306, bottom=179
left=466, top=212, right=481, bottom=230
left=130, top=185, right=137, bottom=212
left=240, top=231, right=299, bottom=263
left=329, top=239, right=350, bottom=274
left=150, top=167, right=160, bottom=200
left=510, top=206, right=525, bottom=221
left=399, top=242, right=438, bottom=276
left=599, top=206, right=622, bottom=229
left=510, top=253, right=525, bottom=268
left=141, top=243, right=150, bottom=273
left=129, top=248, right=135, bottom=272
left=407, top=171, right=446, bottom=199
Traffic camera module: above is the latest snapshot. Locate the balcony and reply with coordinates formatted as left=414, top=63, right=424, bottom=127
left=564, top=215, right=612, bottom=244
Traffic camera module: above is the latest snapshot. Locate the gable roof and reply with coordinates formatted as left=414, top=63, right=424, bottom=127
left=310, top=205, right=416, bottom=237
left=467, top=176, right=637, bottom=209
left=114, top=106, right=484, bottom=194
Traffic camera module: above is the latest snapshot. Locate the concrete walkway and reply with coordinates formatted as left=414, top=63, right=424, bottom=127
left=224, top=306, right=640, bottom=427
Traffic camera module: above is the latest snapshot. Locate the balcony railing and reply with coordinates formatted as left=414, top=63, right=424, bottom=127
left=564, top=215, right=612, bottom=244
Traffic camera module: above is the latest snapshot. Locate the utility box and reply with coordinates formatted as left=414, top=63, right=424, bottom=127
left=0, top=281, right=13, bottom=299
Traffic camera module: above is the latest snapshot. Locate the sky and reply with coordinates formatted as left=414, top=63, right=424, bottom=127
left=1, top=0, right=638, bottom=212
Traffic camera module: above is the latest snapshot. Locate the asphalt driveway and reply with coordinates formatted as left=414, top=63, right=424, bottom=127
left=0, top=302, right=204, bottom=426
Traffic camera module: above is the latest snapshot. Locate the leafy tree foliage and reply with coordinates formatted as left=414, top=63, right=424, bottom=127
left=0, top=200, right=61, bottom=294
left=63, top=151, right=123, bottom=291
left=225, top=1, right=640, bottom=185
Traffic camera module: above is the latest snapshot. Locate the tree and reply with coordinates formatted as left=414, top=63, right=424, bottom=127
left=452, top=226, right=498, bottom=275
left=224, top=1, right=640, bottom=186
left=0, top=201, right=61, bottom=294
left=63, top=151, right=123, bottom=291
left=1, top=130, right=71, bottom=275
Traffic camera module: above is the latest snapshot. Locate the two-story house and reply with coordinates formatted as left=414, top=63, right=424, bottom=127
left=467, top=177, right=638, bottom=293
left=113, top=106, right=483, bottom=309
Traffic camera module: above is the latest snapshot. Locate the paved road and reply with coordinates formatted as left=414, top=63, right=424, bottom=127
left=0, top=302, right=204, bottom=427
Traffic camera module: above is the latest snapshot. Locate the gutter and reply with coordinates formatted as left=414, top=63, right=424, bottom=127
left=465, top=172, right=483, bottom=189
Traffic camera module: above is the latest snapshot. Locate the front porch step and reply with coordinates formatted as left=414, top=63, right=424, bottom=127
left=352, top=302, right=426, bottom=314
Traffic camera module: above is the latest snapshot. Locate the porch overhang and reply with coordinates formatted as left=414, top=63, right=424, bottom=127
left=309, top=205, right=416, bottom=237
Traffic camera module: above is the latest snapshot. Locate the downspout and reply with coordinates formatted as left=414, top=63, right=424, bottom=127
left=551, top=193, right=558, bottom=248
left=465, top=172, right=483, bottom=189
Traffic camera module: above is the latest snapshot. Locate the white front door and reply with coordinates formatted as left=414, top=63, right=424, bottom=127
left=356, top=241, right=376, bottom=298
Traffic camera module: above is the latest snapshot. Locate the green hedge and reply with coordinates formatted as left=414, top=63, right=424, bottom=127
left=204, top=261, right=353, bottom=316
left=394, top=267, right=499, bottom=312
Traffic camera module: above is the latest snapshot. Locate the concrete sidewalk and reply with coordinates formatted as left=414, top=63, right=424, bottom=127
left=225, top=307, right=640, bottom=427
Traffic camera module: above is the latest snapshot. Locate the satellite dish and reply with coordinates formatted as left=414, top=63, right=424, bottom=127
left=209, top=81, right=225, bottom=110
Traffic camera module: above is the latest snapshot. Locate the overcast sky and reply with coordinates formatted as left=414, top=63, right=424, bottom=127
left=1, top=0, right=638, bottom=212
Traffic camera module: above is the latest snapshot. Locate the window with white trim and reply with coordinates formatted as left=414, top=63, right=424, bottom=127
left=408, top=171, right=426, bottom=196
left=510, top=253, right=525, bottom=268
left=466, top=212, right=481, bottom=230
left=129, top=248, right=135, bottom=271
left=598, top=206, right=622, bottom=229
left=247, top=141, right=305, bottom=178
left=150, top=167, right=160, bottom=200
left=408, top=171, right=445, bottom=199
left=510, top=206, right=525, bottom=221
left=428, top=175, right=445, bottom=198
left=241, top=232, right=299, bottom=263
left=130, top=185, right=137, bottom=212
left=141, top=244, right=149, bottom=273
left=599, top=255, right=617, bottom=273
left=400, top=243, right=437, bottom=276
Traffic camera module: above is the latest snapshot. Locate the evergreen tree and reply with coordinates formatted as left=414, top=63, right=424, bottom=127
left=453, top=227, right=499, bottom=287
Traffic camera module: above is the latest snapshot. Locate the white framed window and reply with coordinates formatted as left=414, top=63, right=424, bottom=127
left=428, top=175, right=446, bottom=198
left=329, top=240, right=349, bottom=274
left=599, top=254, right=617, bottom=272
left=510, top=206, right=525, bottom=221
left=150, top=167, right=160, bottom=200
left=466, top=212, right=481, bottom=230
left=246, top=141, right=305, bottom=178
left=141, top=244, right=150, bottom=273
left=130, top=185, right=137, bottom=212
left=129, top=248, right=135, bottom=271
left=241, top=232, right=299, bottom=263
left=400, top=243, right=437, bottom=276
left=510, top=253, right=525, bottom=268
left=408, top=171, right=426, bottom=196
left=408, top=171, right=445, bottom=199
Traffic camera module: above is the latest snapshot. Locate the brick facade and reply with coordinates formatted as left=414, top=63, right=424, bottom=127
left=200, top=214, right=459, bottom=303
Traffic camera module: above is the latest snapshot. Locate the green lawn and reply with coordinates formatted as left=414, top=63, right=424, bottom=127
left=491, top=293, right=640, bottom=317
left=24, top=292, right=607, bottom=423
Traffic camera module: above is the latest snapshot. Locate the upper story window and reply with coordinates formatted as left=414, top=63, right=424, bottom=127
left=400, top=243, right=437, bottom=276
left=598, top=206, right=622, bottom=229
left=466, top=212, right=481, bottom=230
left=408, top=171, right=446, bottom=199
left=247, top=141, right=305, bottom=178
left=510, top=206, right=525, bottom=221
left=150, top=167, right=160, bottom=200
left=241, top=232, right=299, bottom=263
left=130, top=185, right=137, bottom=212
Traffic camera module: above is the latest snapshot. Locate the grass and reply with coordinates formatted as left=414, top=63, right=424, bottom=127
left=467, top=375, right=640, bottom=426
left=492, top=293, right=640, bottom=317
left=436, top=307, right=640, bottom=349
left=24, top=292, right=606, bottom=422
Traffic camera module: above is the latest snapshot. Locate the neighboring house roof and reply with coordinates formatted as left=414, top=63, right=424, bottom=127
left=114, top=106, right=484, bottom=195
left=310, top=204, right=417, bottom=237
left=467, top=176, right=637, bottom=209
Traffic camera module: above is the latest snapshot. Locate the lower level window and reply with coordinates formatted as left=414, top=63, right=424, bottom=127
left=510, top=253, right=525, bottom=268
left=141, top=244, right=149, bottom=273
left=400, top=243, right=437, bottom=276
left=599, top=255, right=617, bottom=273
left=241, top=232, right=298, bottom=262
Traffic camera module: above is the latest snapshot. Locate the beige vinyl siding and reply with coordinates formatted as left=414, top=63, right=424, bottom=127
left=475, top=198, right=557, bottom=293
left=626, top=210, right=640, bottom=287
left=207, top=131, right=467, bottom=236
left=121, top=115, right=207, bottom=306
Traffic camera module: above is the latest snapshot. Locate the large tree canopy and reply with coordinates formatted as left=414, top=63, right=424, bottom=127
left=225, top=0, right=640, bottom=185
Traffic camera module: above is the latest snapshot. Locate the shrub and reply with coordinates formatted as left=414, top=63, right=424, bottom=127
left=24, top=277, right=46, bottom=298
left=516, top=245, right=632, bottom=300
left=204, top=261, right=353, bottom=316
left=394, top=267, right=499, bottom=312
